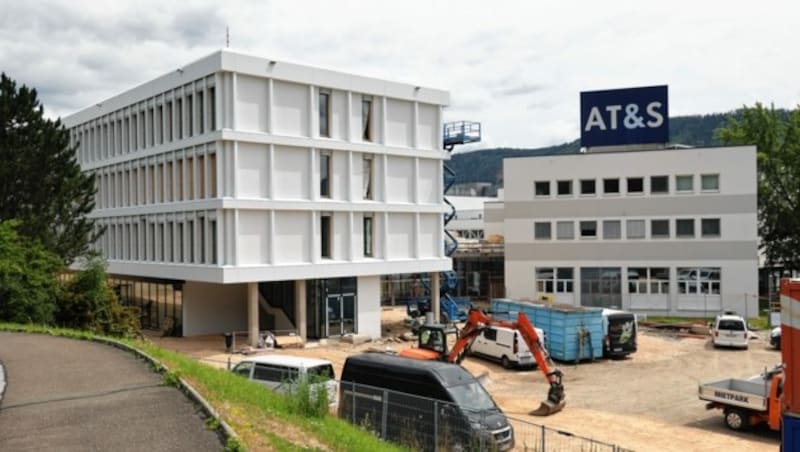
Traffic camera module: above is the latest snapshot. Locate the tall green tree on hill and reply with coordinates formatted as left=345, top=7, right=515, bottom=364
left=717, top=103, right=800, bottom=271
left=0, top=73, right=99, bottom=264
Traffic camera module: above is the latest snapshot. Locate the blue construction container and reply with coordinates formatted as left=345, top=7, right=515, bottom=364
left=490, top=299, right=604, bottom=362
left=784, top=413, right=800, bottom=451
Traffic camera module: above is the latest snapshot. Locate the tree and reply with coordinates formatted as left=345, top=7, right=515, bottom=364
left=717, top=103, right=800, bottom=270
left=56, top=256, right=140, bottom=337
left=0, top=220, right=63, bottom=323
left=0, top=73, right=98, bottom=264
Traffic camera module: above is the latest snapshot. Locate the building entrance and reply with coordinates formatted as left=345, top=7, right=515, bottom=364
left=580, top=267, right=622, bottom=308
left=308, top=277, right=357, bottom=339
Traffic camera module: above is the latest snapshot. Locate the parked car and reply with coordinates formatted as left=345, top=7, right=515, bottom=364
left=339, top=353, right=514, bottom=451
left=232, top=355, right=338, bottom=405
left=468, top=325, right=546, bottom=369
left=601, top=309, right=638, bottom=358
left=711, top=314, right=749, bottom=349
left=770, top=327, right=781, bottom=350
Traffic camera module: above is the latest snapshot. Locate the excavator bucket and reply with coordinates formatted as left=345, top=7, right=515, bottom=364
left=530, top=380, right=566, bottom=416
left=530, top=399, right=566, bottom=416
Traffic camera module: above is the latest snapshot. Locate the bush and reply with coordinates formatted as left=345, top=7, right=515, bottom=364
left=0, top=220, right=62, bottom=323
left=286, top=374, right=330, bottom=418
left=56, top=256, right=140, bottom=337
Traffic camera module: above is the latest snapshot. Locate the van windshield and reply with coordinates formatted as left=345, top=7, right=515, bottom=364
left=447, top=382, right=496, bottom=411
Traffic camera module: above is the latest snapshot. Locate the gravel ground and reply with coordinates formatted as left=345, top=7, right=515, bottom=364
left=153, top=307, right=782, bottom=451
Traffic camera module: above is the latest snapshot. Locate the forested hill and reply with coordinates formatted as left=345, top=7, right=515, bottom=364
left=448, top=112, right=733, bottom=186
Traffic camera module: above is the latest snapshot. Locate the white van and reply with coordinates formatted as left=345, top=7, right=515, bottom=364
left=468, top=326, right=547, bottom=369
left=232, top=355, right=338, bottom=405
left=711, top=314, right=749, bottom=349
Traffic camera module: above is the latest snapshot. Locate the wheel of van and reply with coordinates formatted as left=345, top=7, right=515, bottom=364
left=724, top=409, right=748, bottom=431
left=440, top=311, right=450, bottom=324
left=501, top=355, right=511, bottom=369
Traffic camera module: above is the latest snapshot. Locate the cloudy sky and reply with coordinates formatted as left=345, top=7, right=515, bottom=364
left=1, top=0, right=797, bottom=149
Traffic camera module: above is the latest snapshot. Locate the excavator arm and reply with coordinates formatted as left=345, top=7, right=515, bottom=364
left=446, top=309, right=566, bottom=416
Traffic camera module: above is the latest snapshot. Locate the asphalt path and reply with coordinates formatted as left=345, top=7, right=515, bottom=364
left=0, top=332, right=222, bottom=452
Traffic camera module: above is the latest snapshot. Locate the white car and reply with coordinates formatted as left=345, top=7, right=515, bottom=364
left=232, top=355, right=338, bottom=405
left=711, top=314, right=749, bottom=349
left=468, top=325, right=547, bottom=369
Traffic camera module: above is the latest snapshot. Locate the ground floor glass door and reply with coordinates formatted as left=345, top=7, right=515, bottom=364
left=580, top=267, right=622, bottom=308
left=308, top=277, right=358, bottom=339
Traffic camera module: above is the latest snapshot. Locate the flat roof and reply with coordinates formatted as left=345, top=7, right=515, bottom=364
left=503, top=144, right=755, bottom=161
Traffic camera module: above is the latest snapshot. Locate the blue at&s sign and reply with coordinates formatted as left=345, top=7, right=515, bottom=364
left=580, top=85, right=668, bottom=147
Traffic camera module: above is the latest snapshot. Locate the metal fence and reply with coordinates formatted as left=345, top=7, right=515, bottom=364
left=338, top=380, right=633, bottom=452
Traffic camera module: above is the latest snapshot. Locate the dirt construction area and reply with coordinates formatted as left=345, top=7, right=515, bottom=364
left=152, top=307, right=782, bottom=451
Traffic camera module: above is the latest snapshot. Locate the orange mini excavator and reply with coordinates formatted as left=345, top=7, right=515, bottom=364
left=399, top=309, right=566, bottom=416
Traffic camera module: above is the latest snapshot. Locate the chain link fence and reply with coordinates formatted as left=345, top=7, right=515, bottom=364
left=338, top=380, right=632, bottom=452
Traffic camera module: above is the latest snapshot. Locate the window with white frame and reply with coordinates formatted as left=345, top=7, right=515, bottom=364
left=556, top=221, right=574, bottom=239
left=701, top=218, right=721, bottom=237
left=677, top=267, right=721, bottom=294
left=701, top=174, right=719, bottom=191
left=320, top=151, right=331, bottom=198
left=651, top=219, right=670, bottom=238
left=319, top=90, right=331, bottom=137
left=627, top=177, right=644, bottom=194
left=580, top=221, right=597, bottom=238
left=534, top=181, right=550, bottom=197
left=363, top=215, right=373, bottom=257
left=603, top=178, right=620, bottom=194
left=534, top=222, right=551, bottom=240
left=628, top=267, right=669, bottom=294
left=650, top=175, right=668, bottom=194
left=321, top=213, right=332, bottom=258
left=362, top=96, right=373, bottom=141
left=626, top=220, right=645, bottom=239
left=580, top=179, right=596, bottom=195
left=536, top=267, right=574, bottom=293
left=362, top=155, right=373, bottom=200
left=603, top=220, right=621, bottom=239
left=676, top=175, right=693, bottom=192
left=676, top=219, right=695, bottom=237
left=557, top=180, right=572, bottom=196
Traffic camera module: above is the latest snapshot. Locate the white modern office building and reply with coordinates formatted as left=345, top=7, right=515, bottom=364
left=487, top=146, right=759, bottom=318
left=64, top=50, right=452, bottom=342
left=445, top=195, right=496, bottom=240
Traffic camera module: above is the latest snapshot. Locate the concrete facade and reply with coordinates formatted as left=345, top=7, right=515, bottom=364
left=65, top=50, right=451, bottom=339
left=493, top=146, right=759, bottom=318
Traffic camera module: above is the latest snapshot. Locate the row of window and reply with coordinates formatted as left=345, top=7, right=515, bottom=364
left=318, top=90, right=374, bottom=141
left=535, top=266, right=722, bottom=295
left=320, top=151, right=374, bottom=200
left=93, top=146, right=217, bottom=209
left=70, top=75, right=216, bottom=165
left=97, top=210, right=377, bottom=265
left=533, top=218, right=721, bottom=240
left=534, top=173, right=720, bottom=198
left=95, top=212, right=218, bottom=265
left=320, top=213, right=374, bottom=259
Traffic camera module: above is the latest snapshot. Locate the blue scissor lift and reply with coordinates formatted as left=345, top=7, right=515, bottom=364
left=407, top=121, right=482, bottom=325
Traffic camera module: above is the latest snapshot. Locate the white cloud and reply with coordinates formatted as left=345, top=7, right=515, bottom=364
left=1, top=0, right=798, bottom=148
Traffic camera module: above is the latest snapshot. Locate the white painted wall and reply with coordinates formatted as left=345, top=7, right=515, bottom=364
left=236, top=75, right=268, bottom=133
left=386, top=156, right=413, bottom=203
left=273, top=80, right=309, bottom=137
left=419, top=214, right=440, bottom=258
left=386, top=99, right=413, bottom=147
left=418, top=158, right=439, bottom=204
left=238, top=210, right=269, bottom=265
left=274, top=211, right=311, bottom=264
left=273, top=145, right=310, bottom=200
left=356, top=275, right=381, bottom=338
left=387, top=213, right=414, bottom=259
left=183, top=281, right=248, bottom=336
left=331, top=150, right=348, bottom=201
left=236, top=142, right=269, bottom=198
left=418, top=103, right=438, bottom=150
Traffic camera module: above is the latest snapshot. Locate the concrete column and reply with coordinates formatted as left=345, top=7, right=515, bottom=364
left=248, top=282, right=259, bottom=347
left=295, top=280, right=307, bottom=342
left=431, top=272, right=441, bottom=323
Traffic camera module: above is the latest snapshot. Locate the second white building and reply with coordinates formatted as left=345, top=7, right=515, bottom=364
left=489, top=146, right=758, bottom=318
